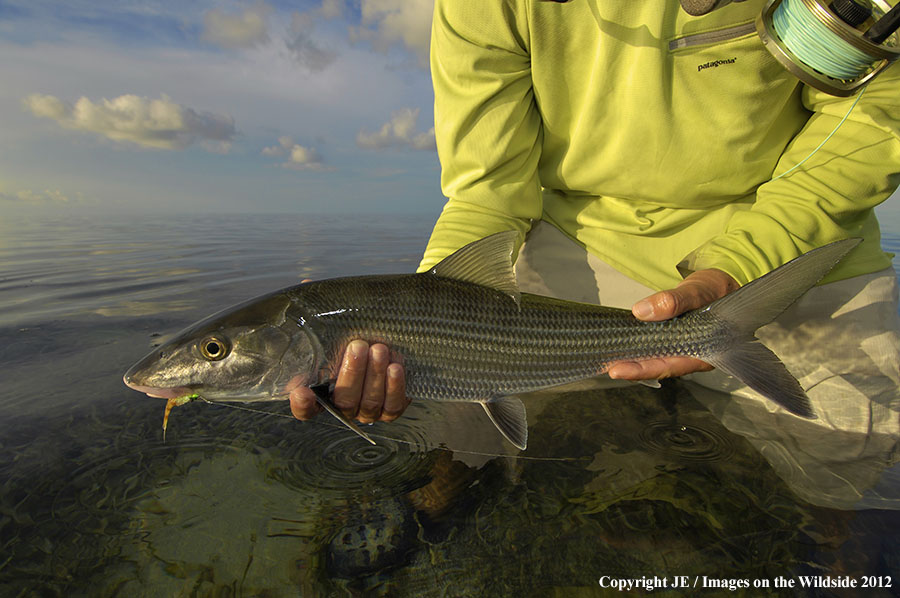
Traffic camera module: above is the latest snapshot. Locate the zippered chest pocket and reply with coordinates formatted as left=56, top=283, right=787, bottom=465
left=666, top=19, right=788, bottom=87
left=669, top=21, right=757, bottom=51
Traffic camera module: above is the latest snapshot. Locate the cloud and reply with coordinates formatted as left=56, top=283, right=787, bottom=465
left=262, top=136, right=328, bottom=170
left=320, top=0, right=345, bottom=20
left=356, top=107, right=435, bottom=151
left=25, top=93, right=68, bottom=120
left=286, top=11, right=338, bottom=71
left=0, top=188, right=77, bottom=203
left=202, top=2, right=272, bottom=49
left=286, top=144, right=324, bottom=169
left=262, top=135, right=295, bottom=156
left=351, top=0, right=434, bottom=66
left=23, top=93, right=236, bottom=152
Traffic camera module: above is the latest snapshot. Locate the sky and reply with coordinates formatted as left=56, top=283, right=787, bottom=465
left=0, top=0, right=443, bottom=215
left=1, top=1, right=897, bottom=221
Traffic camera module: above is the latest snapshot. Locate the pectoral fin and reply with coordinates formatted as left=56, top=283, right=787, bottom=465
left=480, top=396, right=528, bottom=450
left=309, top=383, right=376, bottom=445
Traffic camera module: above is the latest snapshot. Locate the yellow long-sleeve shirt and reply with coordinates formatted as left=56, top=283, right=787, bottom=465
left=419, top=0, right=900, bottom=289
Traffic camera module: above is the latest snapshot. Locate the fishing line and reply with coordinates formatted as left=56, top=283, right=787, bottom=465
left=764, top=0, right=877, bottom=180
left=754, top=0, right=900, bottom=177
left=191, top=397, right=590, bottom=463
left=770, top=84, right=866, bottom=181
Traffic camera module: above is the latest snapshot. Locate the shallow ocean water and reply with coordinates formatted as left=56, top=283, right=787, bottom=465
left=1, top=212, right=899, bottom=597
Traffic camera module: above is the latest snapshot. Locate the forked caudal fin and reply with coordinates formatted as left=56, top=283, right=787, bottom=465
left=702, top=238, right=861, bottom=418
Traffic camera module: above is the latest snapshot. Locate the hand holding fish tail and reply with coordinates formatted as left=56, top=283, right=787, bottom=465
left=608, top=268, right=739, bottom=381
left=288, top=340, right=409, bottom=423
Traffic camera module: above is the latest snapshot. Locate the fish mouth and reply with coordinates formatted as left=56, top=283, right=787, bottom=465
left=122, top=374, right=263, bottom=402
left=123, top=374, right=193, bottom=400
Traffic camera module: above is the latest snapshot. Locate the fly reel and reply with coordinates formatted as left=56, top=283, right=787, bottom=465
left=757, top=0, right=900, bottom=95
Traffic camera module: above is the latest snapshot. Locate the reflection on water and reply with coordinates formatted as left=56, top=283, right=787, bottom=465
left=0, top=212, right=427, bottom=327
left=0, top=212, right=898, bottom=596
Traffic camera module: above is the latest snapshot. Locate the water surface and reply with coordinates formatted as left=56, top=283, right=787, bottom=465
left=1, top=212, right=898, bottom=596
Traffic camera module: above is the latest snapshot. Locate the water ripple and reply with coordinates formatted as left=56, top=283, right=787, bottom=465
left=638, top=421, right=735, bottom=462
left=268, top=424, right=436, bottom=498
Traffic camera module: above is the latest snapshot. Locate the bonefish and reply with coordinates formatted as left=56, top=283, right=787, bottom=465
left=124, top=231, right=858, bottom=449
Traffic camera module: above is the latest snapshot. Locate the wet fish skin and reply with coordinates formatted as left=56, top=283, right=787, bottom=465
left=124, top=232, right=860, bottom=450
left=290, top=273, right=724, bottom=403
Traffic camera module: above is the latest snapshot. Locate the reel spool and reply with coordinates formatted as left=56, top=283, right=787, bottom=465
left=757, top=0, right=900, bottom=96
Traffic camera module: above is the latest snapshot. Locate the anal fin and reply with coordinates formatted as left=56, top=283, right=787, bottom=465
left=480, top=396, right=528, bottom=450
left=639, top=379, right=662, bottom=389
left=309, top=383, right=377, bottom=445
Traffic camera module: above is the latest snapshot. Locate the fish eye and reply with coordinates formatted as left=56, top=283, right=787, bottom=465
left=199, top=336, right=230, bottom=361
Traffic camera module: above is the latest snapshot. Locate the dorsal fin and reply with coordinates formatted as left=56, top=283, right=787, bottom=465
left=430, top=231, right=521, bottom=305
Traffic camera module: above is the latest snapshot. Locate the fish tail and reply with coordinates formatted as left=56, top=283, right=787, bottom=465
left=702, top=239, right=860, bottom=417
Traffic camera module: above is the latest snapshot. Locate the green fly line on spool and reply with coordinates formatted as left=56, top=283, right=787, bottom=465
left=758, top=0, right=900, bottom=96
left=756, top=0, right=900, bottom=177
left=774, top=0, right=879, bottom=79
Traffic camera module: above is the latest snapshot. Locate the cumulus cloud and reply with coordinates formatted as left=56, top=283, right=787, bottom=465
left=286, top=144, right=324, bottom=169
left=262, top=136, right=327, bottom=170
left=202, top=2, right=272, bottom=49
left=356, top=107, right=435, bottom=151
left=25, top=93, right=68, bottom=120
left=262, top=135, right=294, bottom=156
left=286, top=11, right=338, bottom=71
left=351, top=0, right=434, bottom=66
left=283, top=0, right=431, bottom=69
left=23, top=93, right=236, bottom=152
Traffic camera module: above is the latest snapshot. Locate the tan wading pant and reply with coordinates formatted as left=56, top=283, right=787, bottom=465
left=516, top=221, right=900, bottom=509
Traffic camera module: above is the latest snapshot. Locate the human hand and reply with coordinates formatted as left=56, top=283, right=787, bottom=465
left=608, top=268, right=739, bottom=380
left=289, top=340, right=409, bottom=424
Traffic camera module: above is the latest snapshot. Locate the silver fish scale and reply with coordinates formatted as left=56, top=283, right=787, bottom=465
left=288, top=274, right=729, bottom=402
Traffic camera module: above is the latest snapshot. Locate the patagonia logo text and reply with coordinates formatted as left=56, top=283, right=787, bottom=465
left=698, top=58, right=736, bottom=72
